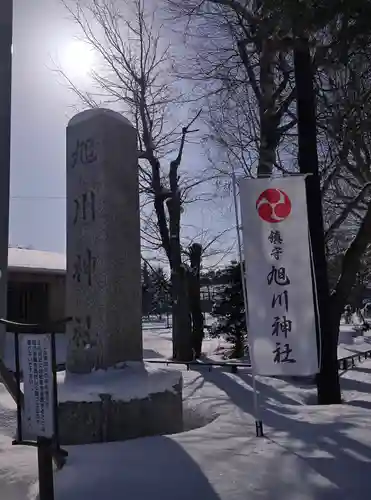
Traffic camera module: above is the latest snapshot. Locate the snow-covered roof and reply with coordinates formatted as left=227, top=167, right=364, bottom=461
left=8, top=247, right=66, bottom=274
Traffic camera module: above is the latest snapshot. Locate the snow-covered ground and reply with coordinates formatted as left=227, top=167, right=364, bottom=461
left=2, top=323, right=229, bottom=370
left=3, top=319, right=368, bottom=370
left=1, top=326, right=371, bottom=499
left=39, top=359, right=371, bottom=499
left=0, top=382, right=38, bottom=500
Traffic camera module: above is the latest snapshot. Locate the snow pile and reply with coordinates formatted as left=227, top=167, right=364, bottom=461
left=142, top=327, right=224, bottom=360
left=2, top=328, right=371, bottom=499
left=8, top=247, right=66, bottom=273
left=27, top=360, right=371, bottom=500
left=0, top=383, right=38, bottom=500
left=56, top=362, right=182, bottom=403
left=337, top=331, right=371, bottom=360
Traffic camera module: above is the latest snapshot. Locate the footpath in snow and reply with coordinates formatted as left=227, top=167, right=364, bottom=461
left=0, top=326, right=371, bottom=499
left=39, top=358, right=371, bottom=500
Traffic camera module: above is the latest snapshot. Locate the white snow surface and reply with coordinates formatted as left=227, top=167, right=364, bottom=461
left=38, top=362, right=371, bottom=500
left=0, top=382, right=38, bottom=500
left=8, top=247, right=66, bottom=273
left=56, top=362, right=182, bottom=403
left=1, top=326, right=371, bottom=499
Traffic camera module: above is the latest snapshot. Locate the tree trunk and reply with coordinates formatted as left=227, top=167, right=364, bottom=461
left=258, top=40, right=276, bottom=177
left=188, top=243, right=204, bottom=358
left=167, top=195, right=192, bottom=361
left=233, top=333, right=244, bottom=359
left=149, top=113, right=199, bottom=361
left=171, top=264, right=192, bottom=360
left=294, top=37, right=341, bottom=404
left=331, top=201, right=371, bottom=330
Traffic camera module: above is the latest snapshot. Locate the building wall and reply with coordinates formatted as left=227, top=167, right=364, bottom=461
left=7, top=270, right=66, bottom=332
left=48, top=275, right=66, bottom=324
left=5, top=269, right=222, bottom=330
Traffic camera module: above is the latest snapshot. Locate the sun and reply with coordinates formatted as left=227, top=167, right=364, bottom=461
left=60, top=39, right=95, bottom=79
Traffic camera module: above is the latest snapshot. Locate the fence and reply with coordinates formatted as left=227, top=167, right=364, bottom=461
left=50, top=347, right=371, bottom=376
left=337, top=349, right=371, bottom=371
left=144, top=348, right=371, bottom=374
left=142, top=312, right=215, bottom=330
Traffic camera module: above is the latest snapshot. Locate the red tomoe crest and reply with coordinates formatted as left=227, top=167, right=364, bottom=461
left=256, top=188, right=292, bottom=223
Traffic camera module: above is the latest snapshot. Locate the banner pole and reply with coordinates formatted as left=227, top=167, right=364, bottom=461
left=231, top=168, right=264, bottom=437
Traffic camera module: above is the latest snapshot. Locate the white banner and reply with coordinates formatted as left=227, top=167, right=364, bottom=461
left=21, top=335, right=54, bottom=438
left=239, top=176, right=318, bottom=376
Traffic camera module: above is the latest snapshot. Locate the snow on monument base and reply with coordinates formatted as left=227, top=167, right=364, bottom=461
left=57, top=363, right=183, bottom=445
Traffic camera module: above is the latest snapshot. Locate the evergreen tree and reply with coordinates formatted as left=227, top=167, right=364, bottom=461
left=151, top=266, right=171, bottom=318
left=142, top=263, right=170, bottom=318
left=141, top=262, right=152, bottom=318
left=210, top=261, right=247, bottom=359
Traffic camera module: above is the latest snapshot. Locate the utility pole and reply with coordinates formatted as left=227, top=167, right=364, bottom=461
left=293, top=38, right=341, bottom=404
left=0, top=0, right=13, bottom=357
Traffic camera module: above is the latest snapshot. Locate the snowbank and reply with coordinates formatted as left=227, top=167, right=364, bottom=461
left=56, top=362, right=182, bottom=403
left=28, top=360, right=371, bottom=500
left=1, top=328, right=371, bottom=499
left=0, top=383, right=38, bottom=500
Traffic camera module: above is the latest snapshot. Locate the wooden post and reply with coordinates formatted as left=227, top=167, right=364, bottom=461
left=37, top=437, right=55, bottom=500
left=0, top=0, right=12, bottom=359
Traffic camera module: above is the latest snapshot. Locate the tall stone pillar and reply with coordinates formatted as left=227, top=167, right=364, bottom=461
left=66, top=108, right=142, bottom=373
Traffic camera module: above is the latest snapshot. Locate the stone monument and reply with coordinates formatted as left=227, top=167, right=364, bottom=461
left=65, top=108, right=142, bottom=373
left=58, top=108, right=183, bottom=445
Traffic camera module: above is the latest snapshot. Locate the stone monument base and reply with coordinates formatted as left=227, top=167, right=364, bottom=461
left=57, top=362, right=183, bottom=445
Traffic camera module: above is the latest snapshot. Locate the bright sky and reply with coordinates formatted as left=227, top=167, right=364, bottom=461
left=11, top=0, right=74, bottom=252
left=10, top=0, right=235, bottom=264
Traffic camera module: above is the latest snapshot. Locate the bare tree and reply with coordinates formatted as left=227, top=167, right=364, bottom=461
left=61, top=0, right=218, bottom=360
left=168, top=0, right=298, bottom=178
left=317, top=41, right=371, bottom=328
left=184, top=225, right=235, bottom=357
left=168, top=0, right=371, bottom=404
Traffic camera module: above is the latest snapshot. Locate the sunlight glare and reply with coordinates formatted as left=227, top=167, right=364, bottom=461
left=60, top=39, right=95, bottom=78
